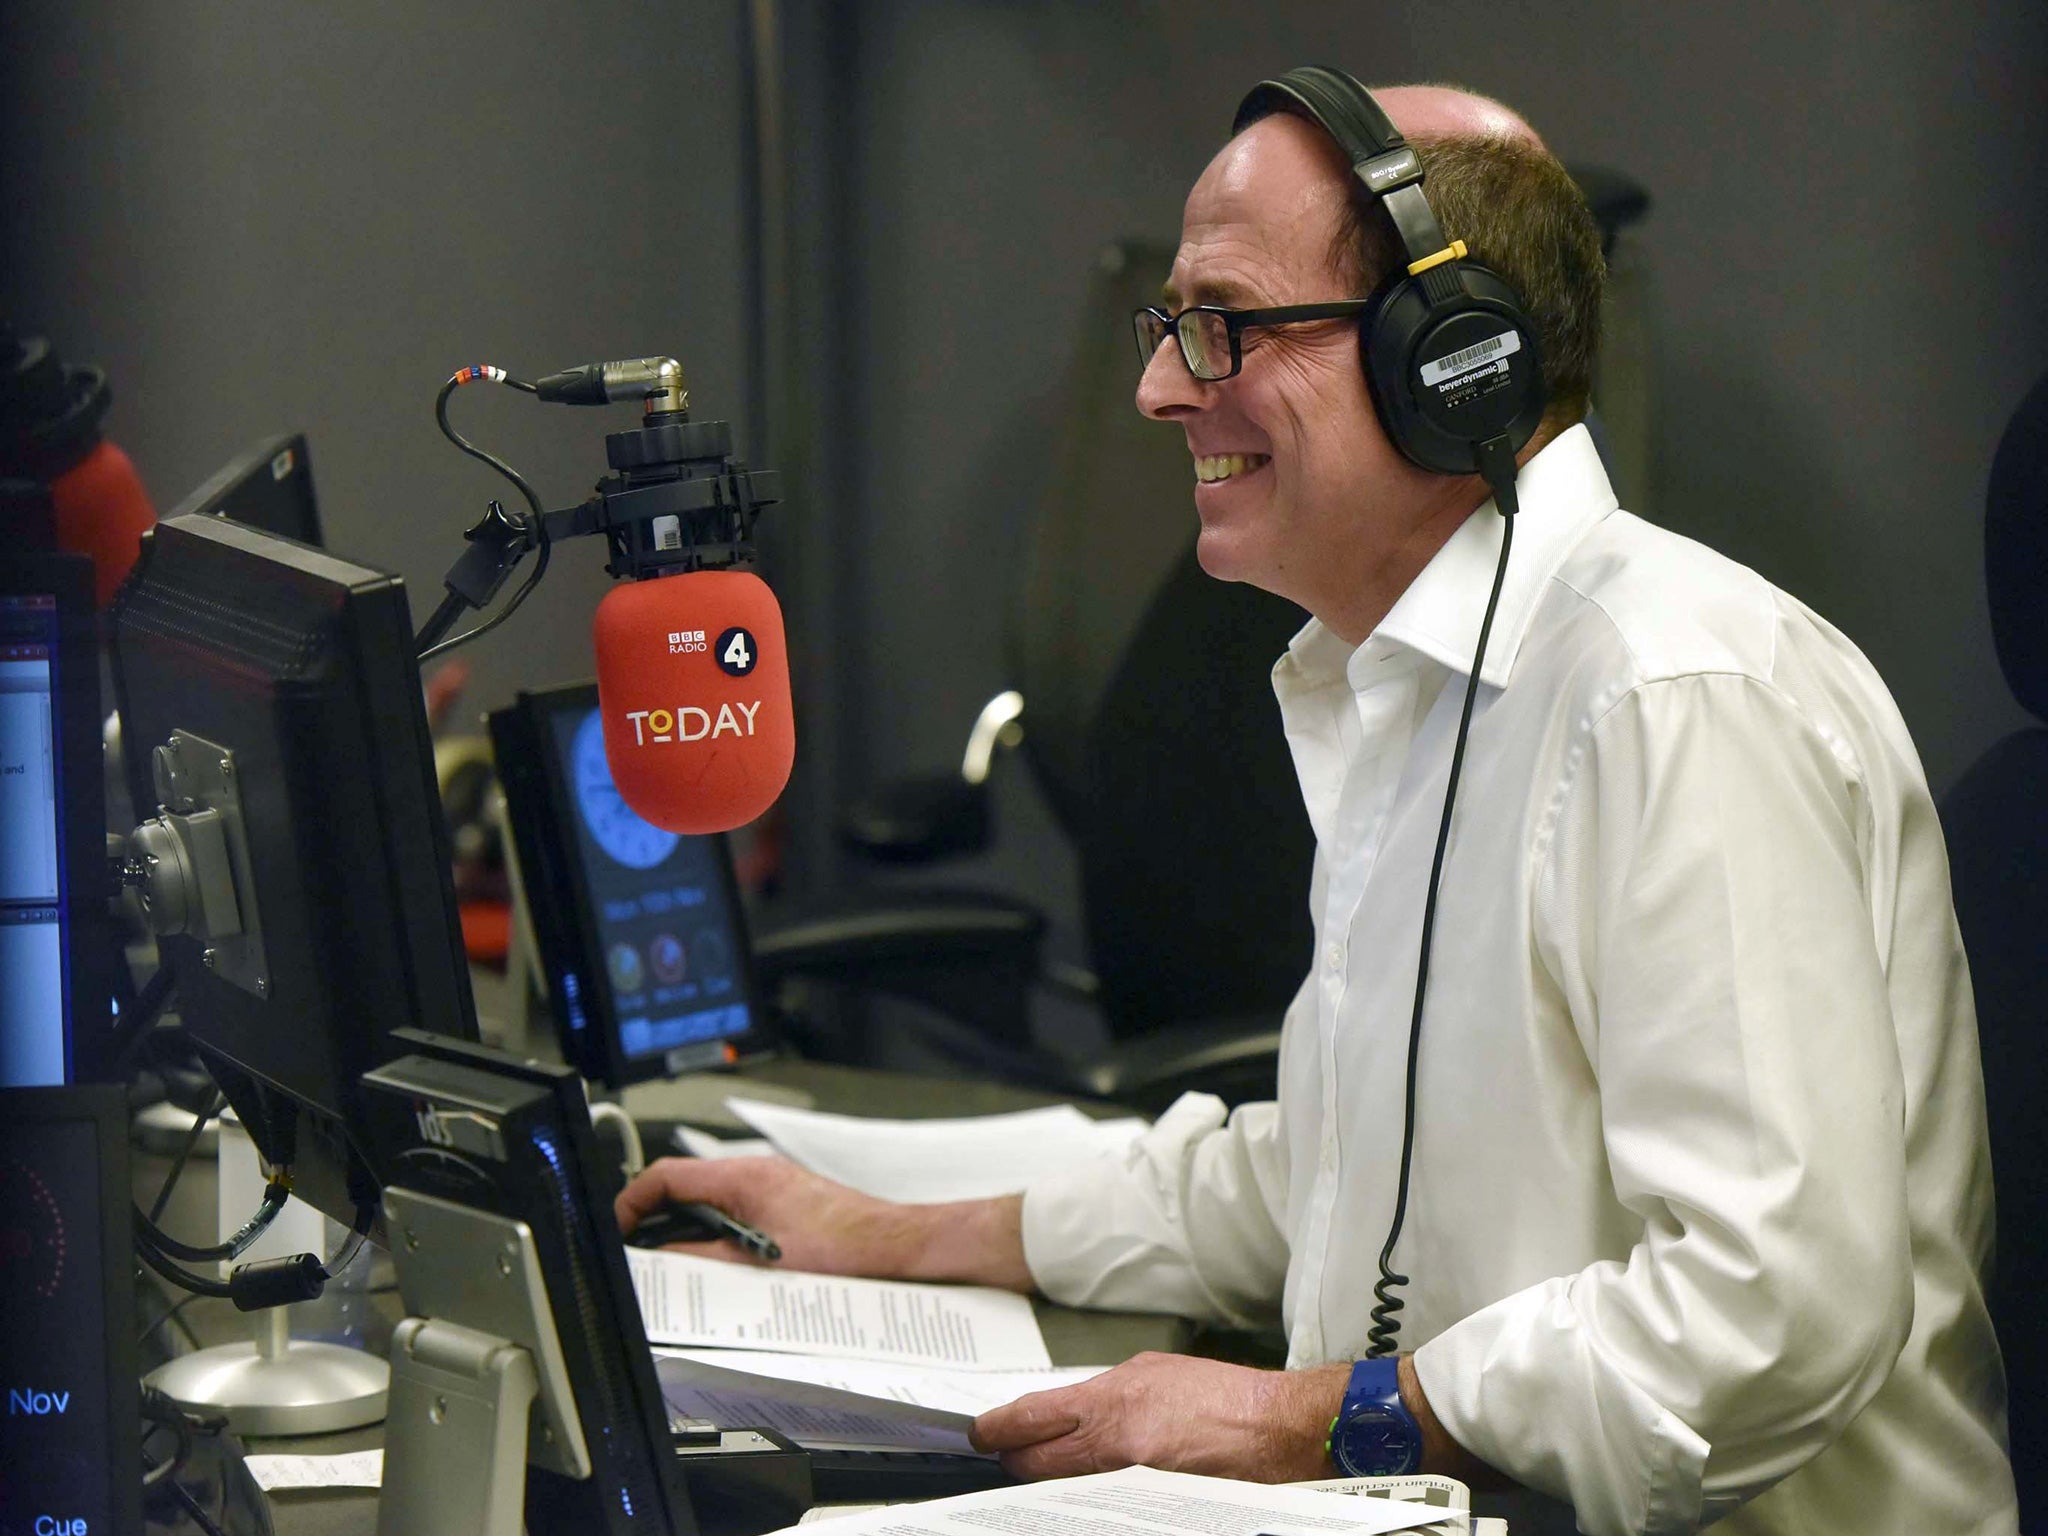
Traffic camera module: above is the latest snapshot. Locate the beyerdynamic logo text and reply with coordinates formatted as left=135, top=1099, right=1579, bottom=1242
left=624, top=703, right=763, bottom=745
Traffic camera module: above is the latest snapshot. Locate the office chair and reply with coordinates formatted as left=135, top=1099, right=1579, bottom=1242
left=762, top=169, right=1654, bottom=1115
left=757, top=239, right=1314, bottom=1114
left=1941, top=369, right=2048, bottom=1516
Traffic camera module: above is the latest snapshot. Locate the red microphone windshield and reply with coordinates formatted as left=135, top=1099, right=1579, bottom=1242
left=592, top=569, right=795, bottom=834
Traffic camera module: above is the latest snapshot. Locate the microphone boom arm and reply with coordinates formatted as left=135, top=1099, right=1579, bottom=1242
left=415, top=356, right=780, bottom=659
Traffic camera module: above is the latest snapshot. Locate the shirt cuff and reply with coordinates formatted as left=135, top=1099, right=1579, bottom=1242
left=1020, top=1093, right=1263, bottom=1322
left=1414, top=1278, right=1711, bottom=1536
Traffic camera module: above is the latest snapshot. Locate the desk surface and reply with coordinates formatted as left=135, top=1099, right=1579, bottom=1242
left=139, top=1054, right=1189, bottom=1536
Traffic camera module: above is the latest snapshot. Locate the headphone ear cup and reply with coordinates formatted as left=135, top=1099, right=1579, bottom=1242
left=1362, top=263, right=1547, bottom=477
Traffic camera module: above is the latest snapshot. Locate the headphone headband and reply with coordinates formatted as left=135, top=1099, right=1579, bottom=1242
left=1227, top=65, right=1548, bottom=478
left=1235, top=67, right=1454, bottom=276
left=1233, top=67, right=1403, bottom=157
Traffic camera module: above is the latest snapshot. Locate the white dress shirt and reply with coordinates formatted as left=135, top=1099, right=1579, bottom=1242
left=1021, top=425, right=2015, bottom=1534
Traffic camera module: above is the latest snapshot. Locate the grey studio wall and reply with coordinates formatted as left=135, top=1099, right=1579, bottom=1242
left=0, top=0, right=757, bottom=806
left=835, top=1, right=2048, bottom=990
left=7, top=2, right=2045, bottom=1020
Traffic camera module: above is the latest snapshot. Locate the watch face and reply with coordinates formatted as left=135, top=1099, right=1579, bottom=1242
left=1332, top=1407, right=1423, bottom=1477
left=572, top=708, right=679, bottom=870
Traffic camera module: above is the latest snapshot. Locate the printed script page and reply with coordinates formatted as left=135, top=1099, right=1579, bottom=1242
left=627, top=1248, right=1053, bottom=1369
left=756, top=1464, right=1458, bottom=1536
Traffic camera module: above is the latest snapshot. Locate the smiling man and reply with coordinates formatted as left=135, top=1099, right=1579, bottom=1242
left=618, top=72, right=2015, bottom=1535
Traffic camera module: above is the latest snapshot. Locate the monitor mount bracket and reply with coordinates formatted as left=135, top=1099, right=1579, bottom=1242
left=375, top=1185, right=591, bottom=1536
left=112, top=728, right=271, bottom=999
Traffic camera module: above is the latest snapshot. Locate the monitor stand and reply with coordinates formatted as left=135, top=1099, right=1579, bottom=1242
left=147, top=1306, right=389, bottom=1436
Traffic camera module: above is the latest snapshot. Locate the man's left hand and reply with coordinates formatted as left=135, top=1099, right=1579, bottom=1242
left=969, top=1353, right=1347, bottom=1482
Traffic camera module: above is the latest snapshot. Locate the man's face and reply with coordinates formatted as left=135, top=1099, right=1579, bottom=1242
left=1138, top=114, right=1424, bottom=627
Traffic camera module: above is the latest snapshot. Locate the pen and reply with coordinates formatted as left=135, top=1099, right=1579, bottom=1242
left=637, top=1201, right=782, bottom=1262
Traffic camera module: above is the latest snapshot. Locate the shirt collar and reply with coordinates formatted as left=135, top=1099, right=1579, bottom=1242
left=1275, top=423, right=1618, bottom=697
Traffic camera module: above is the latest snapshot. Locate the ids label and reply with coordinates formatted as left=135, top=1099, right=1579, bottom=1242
left=1420, top=330, right=1521, bottom=388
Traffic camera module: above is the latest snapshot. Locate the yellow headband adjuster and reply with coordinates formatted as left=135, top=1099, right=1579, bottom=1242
left=1406, top=239, right=1468, bottom=277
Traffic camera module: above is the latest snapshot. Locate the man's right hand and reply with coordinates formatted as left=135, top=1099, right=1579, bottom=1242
left=614, top=1155, right=1035, bottom=1293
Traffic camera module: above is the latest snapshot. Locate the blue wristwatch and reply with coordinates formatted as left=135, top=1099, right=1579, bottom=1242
left=1326, top=1357, right=1423, bottom=1476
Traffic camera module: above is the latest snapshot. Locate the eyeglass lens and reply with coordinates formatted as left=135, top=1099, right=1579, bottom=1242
left=1134, top=309, right=1232, bottom=381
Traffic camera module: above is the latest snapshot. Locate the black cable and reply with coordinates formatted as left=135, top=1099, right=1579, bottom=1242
left=415, top=513, right=551, bottom=663
left=319, top=1199, right=377, bottom=1285
left=134, top=1230, right=235, bottom=1300
left=148, top=1089, right=225, bottom=1225
left=1367, top=442, right=1521, bottom=1358
left=417, top=367, right=554, bottom=662
left=434, top=370, right=544, bottom=519
left=137, top=1177, right=290, bottom=1263
left=167, top=1474, right=232, bottom=1536
left=140, top=1390, right=193, bottom=1488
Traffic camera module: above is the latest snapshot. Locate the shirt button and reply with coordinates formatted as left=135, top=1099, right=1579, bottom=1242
left=1325, top=942, right=1346, bottom=972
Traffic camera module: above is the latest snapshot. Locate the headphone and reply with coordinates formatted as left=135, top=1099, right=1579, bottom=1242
left=1234, top=66, right=1547, bottom=479
left=1235, top=68, right=1546, bottom=1357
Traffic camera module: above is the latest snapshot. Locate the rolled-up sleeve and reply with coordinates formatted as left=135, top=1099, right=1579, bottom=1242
left=1020, top=1093, right=1291, bottom=1329
left=1414, top=674, right=1915, bottom=1535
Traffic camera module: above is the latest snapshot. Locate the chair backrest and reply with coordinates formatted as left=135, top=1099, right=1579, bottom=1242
left=1010, top=240, right=1315, bottom=1039
left=1008, top=240, right=1198, bottom=829
left=1940, top=368, right=2048, bottom=1511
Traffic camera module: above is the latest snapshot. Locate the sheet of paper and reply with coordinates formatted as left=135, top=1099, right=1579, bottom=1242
left=628, top=1247, right=1053, bottom=1369
left=244, top=1450, right=385, bottom=1491
left=1291, top=1475, right=1469, bottom=1510
left=723, top=1099, right=1149, bottom=1203
left=800, top=1505, right=892, bottom=1523
left=657, top=1347, right=1108, bottom=1416
left=758, top=1463, right=1454, bottom=1536
left=655, top=1352, right=981, bottom=1454
left=672, top=1125, right=777, bottom=1159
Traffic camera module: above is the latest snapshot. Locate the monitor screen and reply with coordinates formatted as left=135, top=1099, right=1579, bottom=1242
left=0, top=1086, right=142, bottom=1536
left=109, top=514, right=477, bottom=1224
left=359, top=1033, right=698, bottom=1536
left=491, top=682, right=763, bottom=1088
left=0, top=554, right=106, bottom=1087
left=168, top=432, right=323, bottom=546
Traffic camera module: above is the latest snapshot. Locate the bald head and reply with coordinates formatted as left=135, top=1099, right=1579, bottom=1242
left=1370, top=84, right=1545, bottom=150
left=1210, top=72, right=1605, bottom=430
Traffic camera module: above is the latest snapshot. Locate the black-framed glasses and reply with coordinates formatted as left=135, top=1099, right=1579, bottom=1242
left=1131, top=300, right=1376, bottom=381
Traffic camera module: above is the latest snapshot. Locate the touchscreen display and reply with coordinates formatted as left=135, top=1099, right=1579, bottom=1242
left=545, top=703, right=753, bottom=1066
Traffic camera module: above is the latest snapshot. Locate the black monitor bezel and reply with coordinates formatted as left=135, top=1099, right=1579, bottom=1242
left=360, top=1029, right=698, bottom=1536
left=167, top=431, right=323, bottom=547
left=108, top=514, right=479, bottom=1223
left=0, top=1083, right=144, bottom=1536
left=490, top=680, right=771, bottom=1089
left=0, top=550, right=112, bottom=1085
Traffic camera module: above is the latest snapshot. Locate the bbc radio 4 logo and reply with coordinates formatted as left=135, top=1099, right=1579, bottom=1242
left=666, top=625, right=760, bottom=677
left=624, top=623, right=767, bottom=748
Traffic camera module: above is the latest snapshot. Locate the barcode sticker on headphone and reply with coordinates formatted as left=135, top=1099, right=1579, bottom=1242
left=1420, top=330, right=1521, bottom=388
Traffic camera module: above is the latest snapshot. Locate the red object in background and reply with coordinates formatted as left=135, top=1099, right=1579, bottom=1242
left=460, top=899, right=512, bottom=966
left=2, top=322, right=158, bottom=606
left=49, top=436, right=157, bottom=606
left=593, top=568, right=795, bottom=835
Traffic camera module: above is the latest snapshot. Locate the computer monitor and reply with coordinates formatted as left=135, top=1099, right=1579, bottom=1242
left=490, top=682, right=768, bottom=1088
left=0, top=1085, right=143, bottom=1536
left=168, top=432, right=324, bottom=546
left=0, top=551, right=111, bottom=1087
left=359, top=1031, right=700, bottom=1536
left=108, top=513, right=477, bottom=1224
